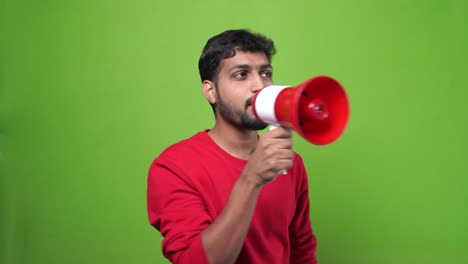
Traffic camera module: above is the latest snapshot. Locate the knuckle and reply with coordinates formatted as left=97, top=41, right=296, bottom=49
left=264, top=148, right=274, bottom=157
left=267, top=159, right=276, bottom=168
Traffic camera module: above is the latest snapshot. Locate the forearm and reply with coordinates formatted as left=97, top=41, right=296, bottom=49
left=201, top=174, right=261, bottom=264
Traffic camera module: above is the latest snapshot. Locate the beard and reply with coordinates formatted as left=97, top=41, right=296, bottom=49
left=216, top=93, right=268, bottom=131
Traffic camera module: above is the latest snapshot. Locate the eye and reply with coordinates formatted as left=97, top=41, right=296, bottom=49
left=261, top=70, right=273, bottom=79
left=233, top=71, right=247, bottom=79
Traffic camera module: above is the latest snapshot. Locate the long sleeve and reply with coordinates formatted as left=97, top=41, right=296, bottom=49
left=147, top=156, right=210, bottom=264
left=147, top=132, right=315, bottom=264
left=289, top=160, right=318, bottom=264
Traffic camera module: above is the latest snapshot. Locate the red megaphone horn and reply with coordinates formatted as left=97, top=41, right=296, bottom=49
left=252, top=76, right=350, bottom=145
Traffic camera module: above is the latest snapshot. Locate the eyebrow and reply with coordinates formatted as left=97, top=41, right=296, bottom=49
left=228, top=64, right=273, bottom=72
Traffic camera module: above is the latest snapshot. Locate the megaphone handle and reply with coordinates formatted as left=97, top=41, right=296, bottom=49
left=269, top=124, right=288, bottom=175
left=269, top=124, right=279, bottom=130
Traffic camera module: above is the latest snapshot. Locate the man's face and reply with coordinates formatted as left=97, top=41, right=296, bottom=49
left=213, top=50, right=273, bottom=130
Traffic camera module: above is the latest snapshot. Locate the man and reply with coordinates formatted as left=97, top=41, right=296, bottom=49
left=147, top=29, right=317, bottom=264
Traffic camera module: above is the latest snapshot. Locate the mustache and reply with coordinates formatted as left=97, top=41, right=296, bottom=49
left=245, top=97, right=253, bottom=109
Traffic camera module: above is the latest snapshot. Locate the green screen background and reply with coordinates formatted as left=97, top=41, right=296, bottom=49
left=1, top=0, right=467, bottom=263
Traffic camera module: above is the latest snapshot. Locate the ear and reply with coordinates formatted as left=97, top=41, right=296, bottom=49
left=202, top=80, right=217, bottom=104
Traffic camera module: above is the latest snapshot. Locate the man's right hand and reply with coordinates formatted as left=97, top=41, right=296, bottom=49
left=242, top=127, right=294, bottom=186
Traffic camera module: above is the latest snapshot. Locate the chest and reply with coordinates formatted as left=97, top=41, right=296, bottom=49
left=196, top=163, right=297, bottom=226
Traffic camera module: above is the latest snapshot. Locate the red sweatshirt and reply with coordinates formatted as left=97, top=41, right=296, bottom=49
left=147, top=131, right=317, bottom=263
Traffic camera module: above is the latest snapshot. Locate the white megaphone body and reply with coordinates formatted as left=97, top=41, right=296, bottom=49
left=252, top=75, right=350, bottom=146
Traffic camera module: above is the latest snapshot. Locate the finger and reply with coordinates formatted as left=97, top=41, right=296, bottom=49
left=273, top=149, right=295, bottom=160
left=269, top=138, right=293, bottom=149
left=273, top=128, right=293, bottom=139
left=272, top=159, right=294, bottom=172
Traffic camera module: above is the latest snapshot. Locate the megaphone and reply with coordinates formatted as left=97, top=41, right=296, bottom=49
left=252, top=76, right=350, bottom=145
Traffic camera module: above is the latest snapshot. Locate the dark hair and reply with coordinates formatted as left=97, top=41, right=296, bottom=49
left=198, top=29, right=276, bottom=82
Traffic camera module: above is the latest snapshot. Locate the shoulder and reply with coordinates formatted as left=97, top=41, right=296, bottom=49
left=155, top=131, right=209, bottom=161
left=148, top=131, right=212, bottom=179
left=292, top=152, right=306, bottom=171
left=290, top=152, right=310, bottom=190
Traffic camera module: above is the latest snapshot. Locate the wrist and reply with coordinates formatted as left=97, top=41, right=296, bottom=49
left=238, top=172, right=264, bottom=191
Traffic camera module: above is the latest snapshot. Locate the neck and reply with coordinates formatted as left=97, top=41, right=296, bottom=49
left=208, top=121, right=259, bottom=160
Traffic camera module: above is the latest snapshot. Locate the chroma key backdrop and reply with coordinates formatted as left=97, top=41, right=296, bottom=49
left=1, top=0, right=467, bottom=263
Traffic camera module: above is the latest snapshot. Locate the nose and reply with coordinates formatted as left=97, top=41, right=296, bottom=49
left=250, top=74, right=267, bottom=93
